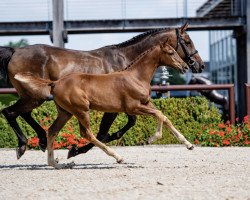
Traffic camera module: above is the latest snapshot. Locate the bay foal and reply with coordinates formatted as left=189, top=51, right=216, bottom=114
left=15, top=42, right=193, bottom=169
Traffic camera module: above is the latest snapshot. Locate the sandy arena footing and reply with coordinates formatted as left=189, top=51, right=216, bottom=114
left=0, top=145, right=249, bottom=200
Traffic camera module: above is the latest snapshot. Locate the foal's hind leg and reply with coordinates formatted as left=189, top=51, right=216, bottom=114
left=1, top=98, right=45, bottom=159
left=76, top=111, right=123, bottom=163
left=47, top=106, right=74, bottom=169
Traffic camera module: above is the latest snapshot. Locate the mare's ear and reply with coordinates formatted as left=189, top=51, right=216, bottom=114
left=180, top=22, right=189, bottom=34
left=163, top=43, right=174, bottom=55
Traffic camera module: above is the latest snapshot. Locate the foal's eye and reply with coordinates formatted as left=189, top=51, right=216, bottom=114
left=167, top=50, right=174, bottom=55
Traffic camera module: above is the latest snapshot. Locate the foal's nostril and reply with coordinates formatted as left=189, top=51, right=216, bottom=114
left=201, top=64, right=205, bottom=70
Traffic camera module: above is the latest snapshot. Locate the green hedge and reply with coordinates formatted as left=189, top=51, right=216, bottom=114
left=0, top=97, right=222, bottom=148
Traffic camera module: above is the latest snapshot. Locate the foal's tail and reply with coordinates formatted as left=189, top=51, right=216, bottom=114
left=14, top=72, right=54, bottom=100
left=0, top=46, right=15, bottom=84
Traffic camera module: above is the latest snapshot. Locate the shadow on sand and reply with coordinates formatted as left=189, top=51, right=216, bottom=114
left=0, top=162, right=144, bottom=170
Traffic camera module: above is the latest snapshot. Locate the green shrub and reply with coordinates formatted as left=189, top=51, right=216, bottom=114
left=0, top=94, right=18, bottom=105
left=0, top=97, right=222, bottom=148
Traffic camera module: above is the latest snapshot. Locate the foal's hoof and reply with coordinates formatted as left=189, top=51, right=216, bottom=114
left=67, top=145, right=78, bottom=159
left=188, top=145, right=194, bottom=150
left=16, top=145, right=26, bottom=159
left=117, top=157, right=124, bottom=164
left=39, top=138, right=47, bottom=152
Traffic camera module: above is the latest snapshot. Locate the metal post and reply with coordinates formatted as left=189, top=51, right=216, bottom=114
left=236, top=28, right=247, bottom=120
left=247, top=0, right=250, bottom=83
left=229, top=85, right=235, bottom=123
left=52, top=0, right=64, bottom=47
left=183, top=0, right=188, bottom=17
left=246, top=84, right=250, bottom=116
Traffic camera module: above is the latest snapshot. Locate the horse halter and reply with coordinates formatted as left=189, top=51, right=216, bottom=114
left=175, top=29, right=198, bottom=68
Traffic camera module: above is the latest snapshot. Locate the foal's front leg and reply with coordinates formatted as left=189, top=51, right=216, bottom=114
left=131, top=102, right=193, bottom=149
left=162, top=116, right=194, bottom=149
left=147, top=119, right=163, bottom=144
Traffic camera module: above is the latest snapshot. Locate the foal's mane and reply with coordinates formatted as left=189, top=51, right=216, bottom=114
left=113, top=28, right=172, bottom=48
left=119, top=45, right=157, bottom=72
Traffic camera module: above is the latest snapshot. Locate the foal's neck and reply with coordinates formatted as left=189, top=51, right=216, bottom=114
left=126, top=46, right=161, bottom=84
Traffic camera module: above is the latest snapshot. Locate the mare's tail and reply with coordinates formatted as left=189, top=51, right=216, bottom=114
left=0, top=46, right=15, bottom=84
left=14, top=72, right=54, bottom=100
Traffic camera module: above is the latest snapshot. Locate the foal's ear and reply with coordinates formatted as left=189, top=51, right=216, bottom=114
left=163, top=44, right=174, bottom=55
left=180, top=22, right=189, bottom=34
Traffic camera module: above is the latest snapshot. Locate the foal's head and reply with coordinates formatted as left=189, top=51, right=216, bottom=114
left=159, top=42, right=188, bottom=74
left=167, top=23, right=205, bottom=73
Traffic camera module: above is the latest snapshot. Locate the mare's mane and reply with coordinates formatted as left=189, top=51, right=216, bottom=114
left=111, top=28, right=172, bottom=48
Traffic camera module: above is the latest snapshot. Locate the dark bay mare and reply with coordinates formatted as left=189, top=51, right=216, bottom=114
left=0, top=23, right=204, bottom=159
left=15, top=42, right=192, bottom=169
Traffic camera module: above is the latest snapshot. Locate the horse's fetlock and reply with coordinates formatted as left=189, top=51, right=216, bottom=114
left=2, top=108, right=18, bottom=120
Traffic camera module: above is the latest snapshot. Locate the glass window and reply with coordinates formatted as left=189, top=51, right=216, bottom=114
left=232, top=38, right=236, bottom=62
left=227, top=37, right=231, bottom=62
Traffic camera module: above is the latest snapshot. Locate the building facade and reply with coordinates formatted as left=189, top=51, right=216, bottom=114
left=209, top=30, right=237, bottom=85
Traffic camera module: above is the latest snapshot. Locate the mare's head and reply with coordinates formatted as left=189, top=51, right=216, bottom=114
left=167, top=23, right=205, bottom=73
left=159, top=42, right=188, bottom=74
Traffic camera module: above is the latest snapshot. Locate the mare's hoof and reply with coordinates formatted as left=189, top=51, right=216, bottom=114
left=67, top=145, right=78, bottom=159
left=188, top=145, right=194, bottom=150
left=16, top=145, right=26, bottom=159
left=39, top=138, right=47, bottom=152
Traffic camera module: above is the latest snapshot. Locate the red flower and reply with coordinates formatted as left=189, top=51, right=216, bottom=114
left=243, top=116, right=249, bottom=123
left=226, top=127, right=232, bottom=134
left=237, top=132, right=242, bottom=138
left=218, top=123, right=226, bottom=129
left=28, top=137, right=39, bottom=148
left=222, top=139, right=230, bottom=146
left=219, top=131, right=225, bottom=137
left=243, top=140, right=250, bottom=145
left=194, top=139, right=199, bottom=145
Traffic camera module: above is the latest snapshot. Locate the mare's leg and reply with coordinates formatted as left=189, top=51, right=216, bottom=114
left=131, top=102, right=193, bottom=150
left=47, top=106, right=73, bottom=169
left=1, top=98, right=45, bottom=159
left=20, top=111, right=47, bottom=151
left=76, top=111, right=123, bottom=163
left=103, top=114, right=136, bottom=143
left=68, top=113, right=136, bottom=158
